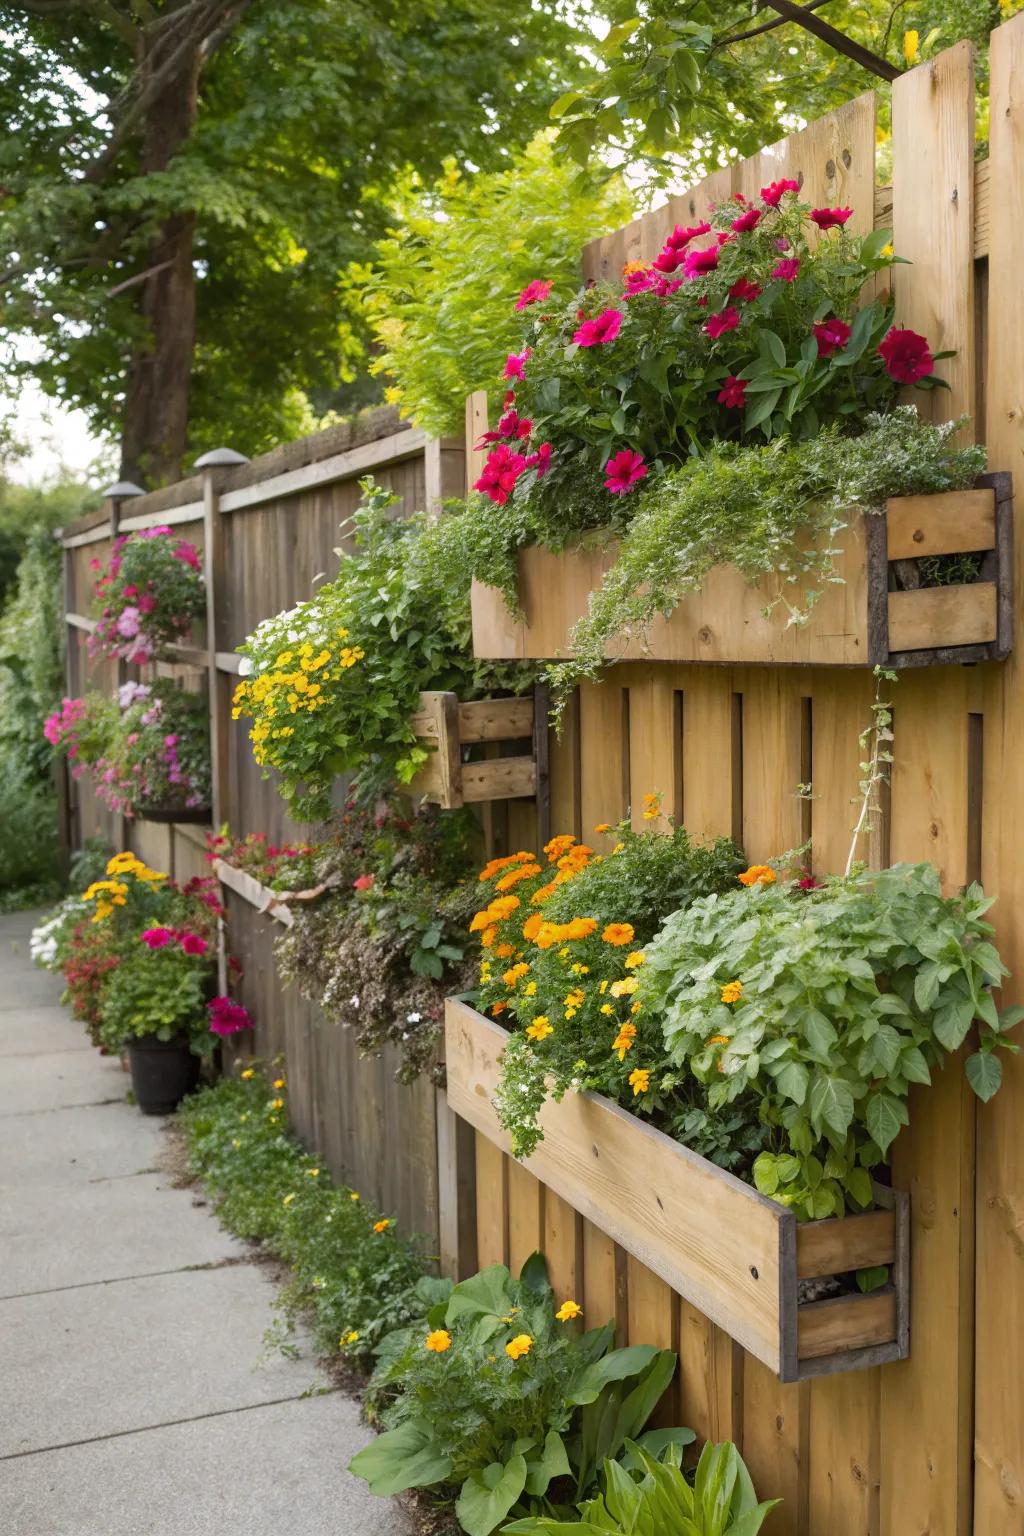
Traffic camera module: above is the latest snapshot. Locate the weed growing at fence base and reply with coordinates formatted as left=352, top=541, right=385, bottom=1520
left=178, top=1065, right=426, bottom=1362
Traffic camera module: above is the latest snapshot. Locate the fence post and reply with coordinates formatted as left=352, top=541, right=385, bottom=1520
left=100, top=480, right=145, bottom=852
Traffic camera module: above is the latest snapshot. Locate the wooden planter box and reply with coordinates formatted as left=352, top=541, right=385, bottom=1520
left=446, top=999, right=910, bottom=1382
left=471, top=474, right=1012, bottom=669
left=408, top=690, right=548, bottom=824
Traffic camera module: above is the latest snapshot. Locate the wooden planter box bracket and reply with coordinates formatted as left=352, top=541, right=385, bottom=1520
left=409, top=687, right=550, bottom=835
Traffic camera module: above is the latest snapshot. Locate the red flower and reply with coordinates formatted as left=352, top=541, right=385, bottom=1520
left=761, top=178, right=800, bottom=206
left=179, top=933, right=209, bottom=957
left=717, top=376, right=748, bottom=409
left=704, top=306, right=741, bottom=340
left=353, top=874, right=374, bottom=892
left=798, top=872, right=821, bottom=890
left=729, top=276, right=761, bottom=303
left=624, top=268, right=657, bottom=297
left=665, top=221, right=710, bottom=249
left=771, top=258, right=801, bottom=283
left=207, top=997, right=253, bottom=1037
left=525, top=442, right=552, bottom=479
left=810, top=206, right=853, bottom=230
left=878, top=326, right=934, bottom=383
left=652, top=247, right=684, bottom=274
left=515, top=279, right=552, bottom=311
left=141, top=928, right=173, bottom=950
left=603, top=450, right=648, bottom=495
left=731, top=207, right=762, bottom=233
left=716, top=232, right=733, bottom=247
left=504, top=349, right=529, bottom=380
left=497, top=409, right=533, bottom=440
left=573, top=308, right=623, bottom=346
left=813, top=317, right=852, bottom=357
left=654, top=276, right=683, bottom=298
left=473, top=445, right=528, bottom=506
left=683, top=245, right=720, bottom=279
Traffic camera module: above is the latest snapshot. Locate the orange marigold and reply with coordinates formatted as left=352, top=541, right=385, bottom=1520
left=479, top=851, right=536, bottom=882
left=565, top=917, right=598, bottom=941
left=495, top=862, right=543, bottom=891
left=544, top=834, right=577, bottom=862
left=738, top=864, right=776, bottom=887
left=522, top=913, right=543, bottom=942
left=602, top=922, right=635, bottom=947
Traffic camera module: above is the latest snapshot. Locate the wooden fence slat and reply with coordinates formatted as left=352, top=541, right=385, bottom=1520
left=543, top=1190, right=583, bottom=1305
left=507, top=1161, right=545, bottom=1277
left=475, top=1132, right=508, bottom=1268
left=626, top=1257, right=679, bottom=1426
left=975, top=15, right=1024, bottom=1534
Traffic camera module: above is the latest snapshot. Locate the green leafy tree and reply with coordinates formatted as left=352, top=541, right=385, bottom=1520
left=358, top=136, right=634, bottom=436
left=1, top=0, right=595, bottom=484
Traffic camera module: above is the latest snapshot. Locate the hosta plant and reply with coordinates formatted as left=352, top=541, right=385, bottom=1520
left=504, top=1440, right=779, bottom=1535
left=351, top=1255, right=693, bottom=1536
left=89, top=527, right=205, bottom=664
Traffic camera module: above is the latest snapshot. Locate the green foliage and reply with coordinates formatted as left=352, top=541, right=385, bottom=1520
left=178, top=1066, right=425, bottom=1361
left=361, top=135, right=633, bottom=436
left=505, top=1440, right=779, bottom=1535
left=234, top=479, right=532, bottom=820
left=351, top=1255, right=693, bottom=1534
left=273, top=797, right=481, bottom=1082
left=99, top=941, right=212, bottom=1054
left=640, top=864, right=1022, bottom=1219
left=1, top=1, right=596, bottom=467
left=471, top=817, right=744, bottom=1159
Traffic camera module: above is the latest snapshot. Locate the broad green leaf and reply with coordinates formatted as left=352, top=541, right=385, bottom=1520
left=567, top=1345, right=659, bottom=1406
left=456, top=1454, right=528, bottom=1536
left=348, top=1421, right=452, bottom=1496
left=524, top=1432, right=571, bottom=1497
left=446, top=1264, right=514, bottom=1325
left=865, top=1091, right=907, bottom=1153
left=966, top=1050, right=1003, bottom=1102
left=809, top=1071, right=854, bottom=1139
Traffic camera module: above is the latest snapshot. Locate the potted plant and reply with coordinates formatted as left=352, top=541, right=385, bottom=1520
left=88, top=526, right=205, bottom=664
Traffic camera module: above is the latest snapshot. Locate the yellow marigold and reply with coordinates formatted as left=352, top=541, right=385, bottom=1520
left=641, top=791, right=661, bottom=821
left=602, top=922, right=635, bottom=947
left=629, top=1067, right=651, bottom=1096
left=273, top=1077, right=286, bottom=1090
left=598, top=980, right=609, bottom=995
left=557, top=845, right=593, bottom=871
left=270, top=1097, right=284, bottom=1110
left=612, top=842, right=625, bottom=855
left=556, top=1299, right=583, bottom=1322
left=488, top=895, right=521, bottom=920
left=503, top=962, right=530, bottom=987
left=612, top=1022, right=637, bottom=1061
left=241, top=1068, right=255, bottom=1080
left=530, top=881, right=557, bottom=906
left=610, top=976, right=638, bottom=998
left=481, top=926, right=498, bottom=949
left=342, top=1330, right=360, bottom=1346
left=350, top=1192, right=361, bottom=1202
left=720, top=980, right=743, bottom=1004
left=505, top=1333, right=533, bottom=1360
left=600, top=1003, right=614, bottom=1016
left=738, top=865, right=776, bottom=888
left=526, top=1016, right=553, bottom=1041
left=305, top=1167, right=320, bottom=1178
left=535, top=921, right=565, bottom=950
left=563, top=988, right=585, bottom=1008
left=524, top=980, right=537, bottom=996
left=625, top=952, right=646, bottom=970
left=373, top=1219, right=391, bottom=1234
left=631, top=1001, right=642, bottom=1015
left=707, top=1034, right=731, bottom=1047
left=425, top=1329, right=452, bottom=1353
left=544, top=834, right=577, bottom=862
left=523, top=913, right=543, bottom=942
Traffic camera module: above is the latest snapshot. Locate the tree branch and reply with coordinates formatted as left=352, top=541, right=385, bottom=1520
left=712, top=0, right=836, bottom=52
left=758, top=0, right=901, bottom=80
left=107, top=257, right=174, bottom=296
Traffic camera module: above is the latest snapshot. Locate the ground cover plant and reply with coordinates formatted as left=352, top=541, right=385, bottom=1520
left=352, top=1254, right=693, bottom=1535
left=179, top=1063, right=426, bottom=1364
left=273, top=796, right=481, bottom=1082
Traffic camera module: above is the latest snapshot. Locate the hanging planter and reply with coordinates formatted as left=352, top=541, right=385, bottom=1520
left=471, top=474, right=1012, bottom=670
left=134, top=803, right=212, bottom=825
left=408, top=688, right=549, bottom=828
left=445, top=999, right=910, bottom=1383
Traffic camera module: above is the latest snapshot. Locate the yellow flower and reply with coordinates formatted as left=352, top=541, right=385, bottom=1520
left=641, top=791, right=661, bottom=821
left=282, top=1193, right=296, bottom=1206
left=556, top=1299, right=583, bottom=1322
left=720, top=980, right=743, bottom=1005
left=342, top=1330, right=360, bottom=1346
left=425, top=1329, right=452, bottom=1353
left=524, top=980, right=537, bottom=996
left=232, top=1138, right=241, bottom=1149
left=526, top=1016, right=553, bottom=1041
left=600, top=1003, right=614, bottom=1016
left=903, top=28, right=919, bottom=64
left=881, top=242, right=894, bottom=258
left=350, top=1192, right=361, bottom=1202
left=629, top=1067, right=651, bottom=1097
left=374, top=1219, right=391, bottom=1234
left=612, top=842, right=625, bottom=854
left=610, top=976, right=638, bottom=998
left=738, top=865, right=775, bottom=888
left=273, top=1077, right=286, bottom=1089
left=505, top=1334, right=533, bottom=1360
left=270, top=1097, right=284, bottom=1111
left=612, top=1023, right=637, bottom=1061
left=241, top=1068, right=255, bottom=1081
left=708, top=1034, right=731, bottom=1047
left=598, top=980, right=608, bottom=995
left=625, top=952, right=645, bottom=970
left=305, top=1167, right=321, bottom=1178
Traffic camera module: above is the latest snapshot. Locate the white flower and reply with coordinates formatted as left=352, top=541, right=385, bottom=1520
left=349, top=995, right=360, bottom=1009
left=406, top=1011, right=422, bottom=1024
left=237, top=657, right=253, bottom=676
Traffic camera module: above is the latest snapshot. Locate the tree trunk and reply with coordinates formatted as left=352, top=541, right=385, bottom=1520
left=119, top=40, right=200, bottom=487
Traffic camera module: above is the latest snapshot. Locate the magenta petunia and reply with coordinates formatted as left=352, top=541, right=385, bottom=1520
left=878, top=326, right=933, bottom=383
left=651, top=247, right=684, bottom=274
left=624, top=268, right=657, bottom=298
left=760, top=178, right=800, bottom=207
left=717, top=376, right=748, bottom=409
left=141, top=928, right=174, bottom=950
left=207, top=996, right=254, bottom=1037
left=666, top=221, right=711, bottom=250
left=573, top=307, right=623, bottom=347
left=515, top=279, right=552, bottom=311
left=810, top=206, right=853, bottom=230
left=731, top=207, right=762, bottom=233
left=813, top=317, right=852, bottom=357
left=525, top=442, right=552, bottom=479
left=704, top=306, right=741, bottom=340
left=504, top=349, right=529, bottom=380
left=654, top=275, right=683, bottom=298
left=603, top=450, right=648, bottom=495
left=771, top=258, right=801, bottom=283
left=683, top=245, right=720, bottom=279
left=729, top=276, right=761, bottom=304
left=497, top=408, right=533, bottom=440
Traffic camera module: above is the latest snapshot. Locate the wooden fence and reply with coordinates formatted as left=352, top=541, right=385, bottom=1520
left=61, top=20, right=1024, bottom=1533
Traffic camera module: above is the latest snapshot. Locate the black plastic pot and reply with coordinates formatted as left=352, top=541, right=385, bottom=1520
left=133, top=804, right=212, bottom=825
left=126, top=1033, right=201, bottom=1115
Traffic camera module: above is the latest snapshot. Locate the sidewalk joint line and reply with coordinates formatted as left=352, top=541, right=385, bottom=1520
left=0, top=1255, right=254, bottom=1303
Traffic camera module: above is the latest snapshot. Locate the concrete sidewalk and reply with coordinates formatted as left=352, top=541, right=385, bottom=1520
left=0, top=910, right=411, bottom=1536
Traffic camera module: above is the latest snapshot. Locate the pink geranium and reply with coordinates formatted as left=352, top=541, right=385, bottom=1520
left=179, top=933, right=209, bottom=957
left=717, top=376, right=748, bottom=409
left=473, top=445, right=528, bottom=506
left=731, top=207, right=762, bottom=233
left=603, top=450, right=648, bottom=495
left=810, top=206, right=853, bottom=230
left=116, top=606, right=141, bottom=638
left=573, top=308, right=623, bottom=347
left=704, top=306, right=741, bottom=339
left=878, top=326, right=933, bottom=383
left=760, top=178, right=800, bottom=207
left=141, top=928, right=174, bottom=950
left=683, top=245, right=720, bottom=279
left=207, top=997, right=253, bottom=1036
left=813, top=317, right=852, bottom=357
left=515, top=279, right=552, bottom=311
left=504, top=349, right=529, bottom=380
left=771, top=258, right=801, bottom=283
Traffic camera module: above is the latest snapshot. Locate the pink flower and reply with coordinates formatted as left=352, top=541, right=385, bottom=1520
left=504, top=349, right=529, bottom=380
left=173, top=540, right=201, bottom=570
left=473, top=445, right=528, bottom=506
left=497, top=409, right=533, bottom=440
left=141, top=928, right=174, bottom=950
left=717, top=376, right=748, bottom=409
left=716, top=232, right=733, bottom=247
left=573, top=308, right=623, bottom=347
left=138, top=593, right=157, bottom=614
left=729, top=277, right=761, bottom=304
left=810, top=206, right=853, bottom=230
left=813, top=317, right=852, bottom=357
left=116, top=606, right=141, bottom=639
left=603, top=450, right=648, bottom=495
left=207, top=997, right=253, bottom=1037
left=515, top=279, right=552, bottom=311
left=704, top=306, right=741, bottom=339
left=878, top=326, right=933, bottom=383
left=774, top=237, right=791, bottom=252
left=525, top=442, right=552, bottom=479
left=122, top=584, right=138, bottom=598
left=683, top=245, right=720, bottom=279
left=654, top=276, right=683, bottom=298
left=624, top=268, right=657, bottom=297
left=179, top=933, right=209, bottom=957
left=731, top=207, right=762, bottom=233
left=761, top=178, right=800, bottom=206
left=771, top=258, right=801, bottom=283
left=798, top=872, right=822, bottom=890
left=665, top=221, right=710, bottom=249
left=652, top=247, right=684, bottom=274
left=89, top=557, right=101, bottom=572
left=353, top=874, right=374, bottom=892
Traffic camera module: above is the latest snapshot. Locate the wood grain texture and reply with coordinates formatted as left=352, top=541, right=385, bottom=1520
left=887, top=583, right=997, bottom=651
left=886, top=488, right=995, bottom=558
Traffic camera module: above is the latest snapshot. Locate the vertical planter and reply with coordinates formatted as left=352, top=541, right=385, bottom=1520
left=408, top=688, right=550, bottom=838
